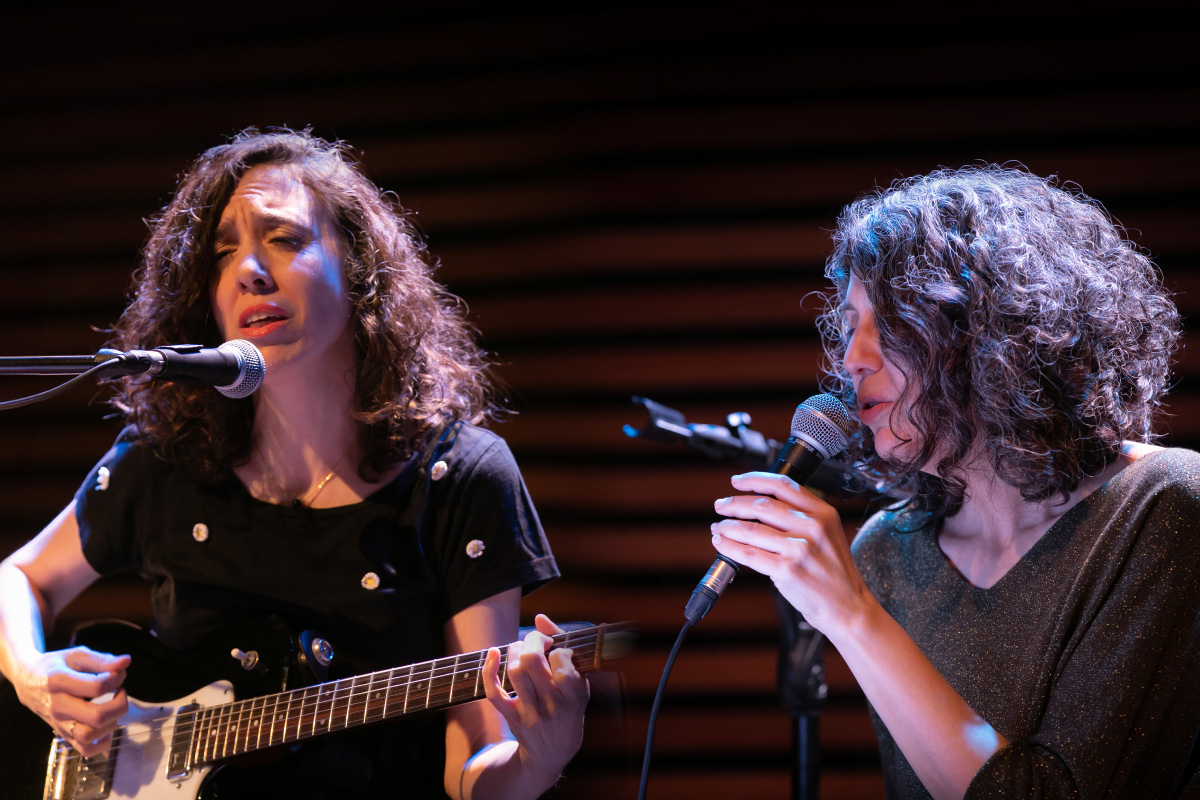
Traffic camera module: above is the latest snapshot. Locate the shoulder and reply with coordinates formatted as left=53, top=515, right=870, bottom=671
left=86, top=425, right=157, bottom=485
left=851, top=501, right=935, bottom=555
left=433, top=422, right=526, bottom=491
left=1117, top=447, right=1200, bottom=505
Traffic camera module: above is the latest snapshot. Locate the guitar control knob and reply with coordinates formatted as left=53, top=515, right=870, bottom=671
left=311, top=638, right=334, bottom=667
left=231, top=648, right=260, bottom=671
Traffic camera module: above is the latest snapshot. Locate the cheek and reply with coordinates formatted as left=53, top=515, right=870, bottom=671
left=210, top=274, right=236, bottom=335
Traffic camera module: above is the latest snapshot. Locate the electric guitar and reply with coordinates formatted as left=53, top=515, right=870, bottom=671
left=41, top=618, right=628, bottom=800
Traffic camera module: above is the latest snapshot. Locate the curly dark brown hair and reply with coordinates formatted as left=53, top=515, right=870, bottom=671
left=817, top=165, right=1181, bottom=518
left=110, top=127, right=496, bottom=481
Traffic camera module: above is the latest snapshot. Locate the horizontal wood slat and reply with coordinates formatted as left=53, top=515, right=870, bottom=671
left=2, top=8, right=1196, bottom=795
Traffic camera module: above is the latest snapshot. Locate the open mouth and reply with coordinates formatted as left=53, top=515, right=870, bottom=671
left=239, top=305, right=291, bottom=332
left=243, top=312, right=289, bottom=329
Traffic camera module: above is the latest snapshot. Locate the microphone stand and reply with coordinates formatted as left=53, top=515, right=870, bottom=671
left=0, top=350, right=125, bottom=377
left=626, top=397, right=851, bottom=800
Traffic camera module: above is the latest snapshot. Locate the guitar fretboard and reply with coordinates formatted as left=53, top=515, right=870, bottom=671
left=178, top=625, right=612, bottom=765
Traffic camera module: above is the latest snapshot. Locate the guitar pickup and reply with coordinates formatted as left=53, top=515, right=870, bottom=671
left=66, top=741, right=117, bottom=800
left=166, top=702, right=200, bottom=783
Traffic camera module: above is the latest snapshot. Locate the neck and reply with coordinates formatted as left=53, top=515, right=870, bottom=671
left=938, top=445, right=1140, bottom=588
left=242, top=347, right=361, bottom=504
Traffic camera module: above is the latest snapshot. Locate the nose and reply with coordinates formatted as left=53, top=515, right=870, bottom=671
left=842, top=317, right=882, bottom=379
left=235, top=248, right=275, bottom=293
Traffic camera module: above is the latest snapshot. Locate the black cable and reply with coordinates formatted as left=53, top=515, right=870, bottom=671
left=0, top=359, right=119, bottom=411
left=636, top=618, right=694, bottom=800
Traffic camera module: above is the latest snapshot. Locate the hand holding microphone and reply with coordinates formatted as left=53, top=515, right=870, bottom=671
left=686, top=394, right=855, bottom=624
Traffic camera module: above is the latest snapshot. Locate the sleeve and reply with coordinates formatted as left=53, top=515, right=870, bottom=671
left=426, top=426, right=560, bottom=620
left=73, top=427, right=148, bottom=576
left=966, top=474, right=1200, bottom=799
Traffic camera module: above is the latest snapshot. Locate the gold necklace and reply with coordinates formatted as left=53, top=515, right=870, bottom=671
left=294, top=452, right=351, bottom=508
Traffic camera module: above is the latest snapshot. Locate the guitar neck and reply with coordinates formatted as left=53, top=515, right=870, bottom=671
left=182, top=624, right=617, bottom=765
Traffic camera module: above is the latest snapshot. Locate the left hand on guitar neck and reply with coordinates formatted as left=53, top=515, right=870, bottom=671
left=482, top=614, right=590, bottom=780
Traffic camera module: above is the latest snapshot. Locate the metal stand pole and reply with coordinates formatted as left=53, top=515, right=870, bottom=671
left=774, top=588, right=827, bottom=800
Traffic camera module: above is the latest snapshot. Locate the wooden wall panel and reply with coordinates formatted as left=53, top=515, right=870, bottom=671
left=2, top=3, right=1197, bottom=798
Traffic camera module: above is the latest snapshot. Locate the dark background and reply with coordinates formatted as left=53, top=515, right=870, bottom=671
left=2, top=3, right=1198, bottom=797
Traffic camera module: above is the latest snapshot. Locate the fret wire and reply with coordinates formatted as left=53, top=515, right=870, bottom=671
left=192, top=706, right=205, bottom=766
left=382, top=666, right=395, bottom=719
left=296, top=687, right=310, bottom=742
left=283, top=687, right=298, bottom=743
left=332, top=677, right=349, bottom=731
left=232, top=698, right=244, bottom=755
left=429, top=656, right=448, bottom=708
left=207, top=704, right=218, bottom=763
left=225, top=700, right=237, bottom=759
left=250, top=695, right=262, bottom=752
left=447, top=653, right=460, bottom=705
left=349, top=675, right=362, bottom=728
left=311, top=683, right=323, bottom=738
left=299, top=686, right=313, bottom=741
left=241, top=696, right=254, bottom=754
left=152, top=624, right=609, bottom=763
left=317, top=680, right=334, bottom=736
left=270, top=692, right=283, bottom=747
left=400, top=663, right=414, bottom=715
left=364, top=671, right=384, bottom=724
left=197, top=705, right=208, bottom=764
left=212, top=703, right=224, bottom=761
left=215, top=703, right=228, bottom=761
left=499, top=649, right=510, bottom=695
left=402, top=663, right=415, bottom=713
left=364, top=672, right=378, bottom=724
left=205, top=703, right=217, bottom=762
left=359, top=675, right=372, bottom=726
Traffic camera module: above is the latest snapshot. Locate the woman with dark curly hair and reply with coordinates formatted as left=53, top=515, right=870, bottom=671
left=708, top=166, right=1200, bottom=798
left=0, top=129, right=586, bottom=800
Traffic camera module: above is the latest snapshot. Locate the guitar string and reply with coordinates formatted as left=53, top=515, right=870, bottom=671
left=50, top=639, right=606, bottom=764
left=49, top=629, right=614, bottom=766
left=48, top=625, right=615, bottom=759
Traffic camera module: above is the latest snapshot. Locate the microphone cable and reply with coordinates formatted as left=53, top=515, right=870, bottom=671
left=635, top=394, right=854, bottom=799
left=0, top=358, right=119, bottom=411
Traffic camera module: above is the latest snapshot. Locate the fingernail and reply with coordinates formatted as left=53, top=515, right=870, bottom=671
left=731, top=474, right=746, bottom=484
left=712, top=533, right=722, bottom=544
left=715, top=497, right=731, bottom=506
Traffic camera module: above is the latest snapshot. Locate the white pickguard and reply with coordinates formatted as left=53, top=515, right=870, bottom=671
left=45, top=681, right=231, bottom=800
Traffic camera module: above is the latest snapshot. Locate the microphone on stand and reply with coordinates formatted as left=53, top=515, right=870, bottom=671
left=684, top=393, right=855, bottom=624
left=110, top=340, right=266, bottom=398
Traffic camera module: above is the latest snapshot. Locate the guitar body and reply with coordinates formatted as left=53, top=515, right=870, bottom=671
left=44, top=618, right=304, bottom=800
left=41, top=618, right=624, bottom=800
left=45, top=684, right=224, bottom=800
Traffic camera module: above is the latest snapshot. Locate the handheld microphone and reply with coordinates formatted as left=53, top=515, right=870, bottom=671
left=684, top=393, right=855, bottom=624
left=111, top=340, right=266, bottom=398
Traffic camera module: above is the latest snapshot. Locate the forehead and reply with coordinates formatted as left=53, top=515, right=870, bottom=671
left=843, top=275, right=872, bottom=312
left=219, top=165, right=318, bottom=225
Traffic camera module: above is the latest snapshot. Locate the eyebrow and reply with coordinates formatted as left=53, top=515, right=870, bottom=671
left=214, top=212, right=312, bottom=242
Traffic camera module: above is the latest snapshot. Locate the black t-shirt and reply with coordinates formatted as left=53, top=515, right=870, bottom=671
left=75, top=421, right=559, bottom=799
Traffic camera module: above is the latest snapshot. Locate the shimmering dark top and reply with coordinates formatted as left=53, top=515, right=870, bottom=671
left=852, top=448, right=1200, bottom=799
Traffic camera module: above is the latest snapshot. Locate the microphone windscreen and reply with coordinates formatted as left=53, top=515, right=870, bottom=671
left=216, top=340, right=266, bottom=398
left=790, top=394, right=853, bottom=459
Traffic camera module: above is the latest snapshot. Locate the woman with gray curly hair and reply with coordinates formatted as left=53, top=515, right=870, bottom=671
left=709, top=166, right=1200, bottom=798
left=0, top=129, right=586, bottom=800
